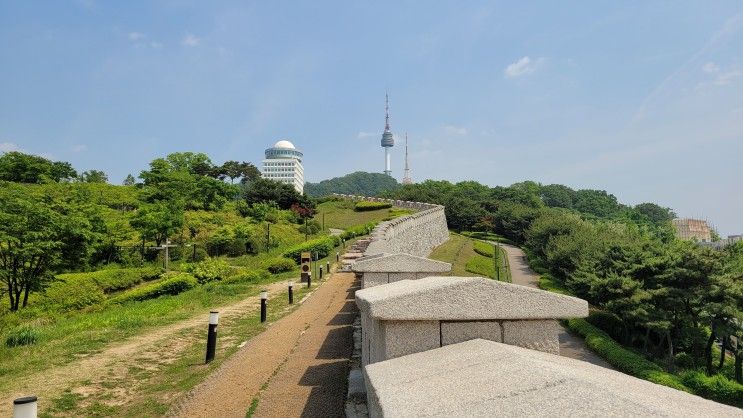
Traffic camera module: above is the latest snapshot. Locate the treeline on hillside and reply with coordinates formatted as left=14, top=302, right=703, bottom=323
left=0, top=150, right=261, bottom=185
left=304, top=171, right=400, bottom=197
left=384, top=180, right=743, bottom=387
left=0, top=151, right=315, bottom=311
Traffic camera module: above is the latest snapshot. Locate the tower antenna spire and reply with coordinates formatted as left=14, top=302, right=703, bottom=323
left=384, top=92, right=390, bottom=131
left=402, top=132, right=413, bottom=184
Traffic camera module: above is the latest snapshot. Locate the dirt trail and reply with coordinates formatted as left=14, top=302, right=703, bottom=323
left=0, top=280, right=288, bottom=417
left=499, top=243, right=613, bottom=369
left=172, top=272, right=356, bottom=418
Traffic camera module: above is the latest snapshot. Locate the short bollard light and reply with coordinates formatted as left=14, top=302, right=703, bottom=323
left=326, top=261, right=330, bottom=274
left=307, top=272, right=312, bottom=288
left=288, top=281, right=294, bottom=304
left=336, top=252, right=339, bottom=262
left=260, top=290, right=268, bottom=323
left=319, top=266, right=323, bottom=279
left=13, top=396, right=37, bottom=418
left=205, top=311, right=219, bottom=364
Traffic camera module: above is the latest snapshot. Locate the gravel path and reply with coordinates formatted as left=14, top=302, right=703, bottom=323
left=499, top=243, right=613, bottom=369
left=172, top=272, right=357, bottom=417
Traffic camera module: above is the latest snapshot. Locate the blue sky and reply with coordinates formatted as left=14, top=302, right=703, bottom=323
left=1, top=1, right=741, bottom=234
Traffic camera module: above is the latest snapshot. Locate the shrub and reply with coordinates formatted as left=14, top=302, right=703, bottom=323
left=680, top=371, right=743, bottom=408
left=41, top=278, right=106, bottom=312
left=5, top=326, right=39, bottom=348
left=262, top=257, right=296, bottom=274
left=298, top=219, right=321, bottom=235
left=674, top=352, right=697, bottom=369
left=222, top=269, right=270, bottom=285
left=55, top=267, right=162, bottom=294
left=565, top=318, right=689, bottom=392
left=354, top=201, right=392, bottom=211
left=340, top=222, right=377, bottom=240
left=186, top=258, right=232, bottom=284
left=110, top=273, right=198, bottom=303
left=283, top=236, right=339, bottom=263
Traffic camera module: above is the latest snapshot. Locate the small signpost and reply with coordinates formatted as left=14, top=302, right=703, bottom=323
left=152, top=239, right=179, bottom=271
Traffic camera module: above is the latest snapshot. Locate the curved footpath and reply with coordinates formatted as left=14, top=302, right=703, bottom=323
left=499, top=243, right=612, bottom=368
left=172, top=272, right=357, bottom=417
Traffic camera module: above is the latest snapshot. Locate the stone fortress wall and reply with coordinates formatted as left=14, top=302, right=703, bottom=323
left=331, top=194, right=449, bottom=257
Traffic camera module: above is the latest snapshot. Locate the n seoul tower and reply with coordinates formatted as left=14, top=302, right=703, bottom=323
left=381, top=94, right=394, bottom=176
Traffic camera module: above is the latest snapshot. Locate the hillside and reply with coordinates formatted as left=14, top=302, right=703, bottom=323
left=304, top=171, right=400, bottom=197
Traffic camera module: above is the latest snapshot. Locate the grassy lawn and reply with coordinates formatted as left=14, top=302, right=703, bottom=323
left=314, top=200, right=410, bottom=229
left=428, top=233, right=509, bottom=282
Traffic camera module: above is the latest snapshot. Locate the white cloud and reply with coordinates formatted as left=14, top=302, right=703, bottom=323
left=181, top=34, right=201, bottom=47
left=150, top=41, right=163, bottom=49
left=698, top=62, right=742, bottom=87
left=128, top=32, right=145, bottom=41
left=357, top=131, right=376, bottom=139
left=71, top=144, right=87, bottom=153
left=443, top=125, right=468, bottom=135
left=0, top=142, right=21, bottom=153
left=702, top=62, right=720, bottom=73
left=504, top=56, right=544, bottom=78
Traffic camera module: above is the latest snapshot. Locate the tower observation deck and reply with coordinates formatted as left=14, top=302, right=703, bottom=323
left=381, top=94, right=394, bottom=176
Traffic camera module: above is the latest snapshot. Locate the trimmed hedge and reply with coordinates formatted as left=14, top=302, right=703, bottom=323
left=56, top=267, right=163, bottom=294
left=283, top=236, right=340, bottom=262
left=565, top=318, right=690, bottom=392
left=354, top=201, right=392, bottom=211
left=262, top=257, right=296, bottom=274
left=110, top=273, right=198, bottom=303
left=680, top=371, right=743, bottom=408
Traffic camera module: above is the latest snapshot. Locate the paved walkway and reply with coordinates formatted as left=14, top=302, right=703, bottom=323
left=172, top=272, right=357, bottom=417
left=499, top=243, right=613, bottom=369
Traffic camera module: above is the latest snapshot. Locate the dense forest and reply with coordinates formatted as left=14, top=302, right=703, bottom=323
left=304, top=171, right=400, bottom=197
left=382, top=180, right=742, bottom=403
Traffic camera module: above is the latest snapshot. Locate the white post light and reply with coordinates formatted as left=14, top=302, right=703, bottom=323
left=13, top=396, right=37, bottom=418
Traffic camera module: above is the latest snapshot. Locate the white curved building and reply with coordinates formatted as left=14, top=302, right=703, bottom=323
left=261, top=140, right=304, bottom=193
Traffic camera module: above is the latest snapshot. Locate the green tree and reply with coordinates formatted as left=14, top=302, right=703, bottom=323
left=130, top=202, right=185, bottom=246
left=0, top=152, right=78, bottom=183
left=123, top=174, right=136, bottom=186
left=243, top=177, right=305, bottom=210
left=80, top=170, right=108, bottom=183
left=634, top=202, right=676, bottom=226
left=0, top=185, right=90, bottom=310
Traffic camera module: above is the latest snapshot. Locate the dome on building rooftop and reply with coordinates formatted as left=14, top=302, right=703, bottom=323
left=273, top=140, right=296, bottom=150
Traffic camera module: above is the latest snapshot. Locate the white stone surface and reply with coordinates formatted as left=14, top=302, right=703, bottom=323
left=502, top=319, right=560, bottom=354
left=379, top=320, right=440, bottom=362
left=364, top=339, right=740, bottom=418
left=441, top=321, right=502, bottom=346
left=353, top=253, right=452, bottom=273
left=356, top=276, right=588, bottom=321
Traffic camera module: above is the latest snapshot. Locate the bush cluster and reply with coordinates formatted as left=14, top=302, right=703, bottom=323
left=585, top=311, right=625, bottom=342
left=282, top=236, right=340, bottom=263
left=56, top=267, right=162, bottom=294
left=185, top=258, right=232, bottom=284
left=354, top=201, right=392, bottom=211
left=340, top=222, right=377, bottom=240
left=465, top=255, right=495, bottom=279
left=110, top=273, right=198, bottom=303
left=565, top=318, right=689, bottom=392
left=262, top=258, right=296, bottom=274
